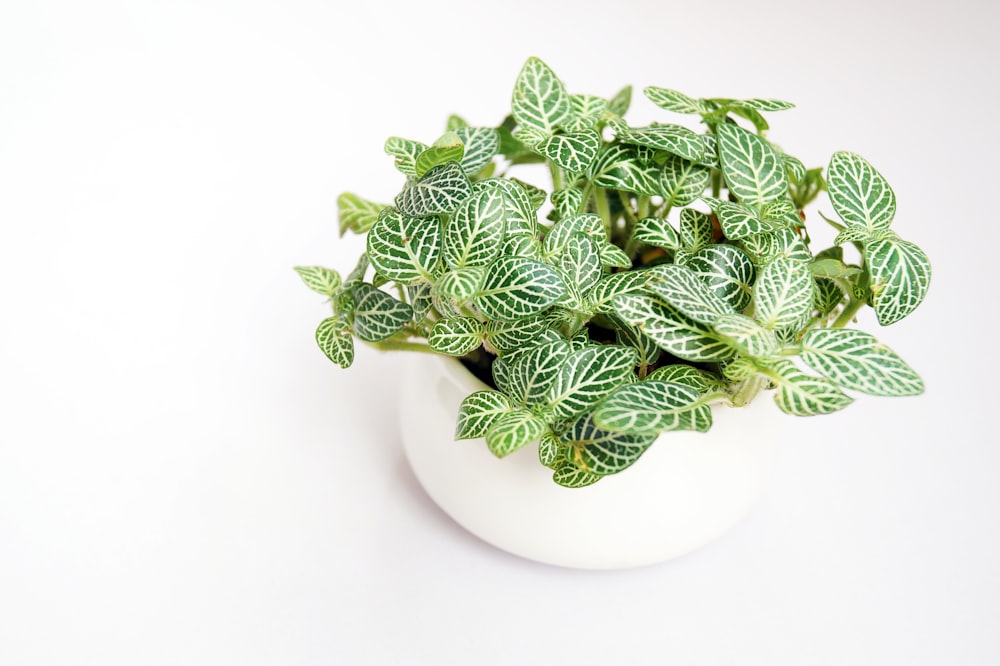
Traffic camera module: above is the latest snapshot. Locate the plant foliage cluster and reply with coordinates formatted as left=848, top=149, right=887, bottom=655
left=297, top=57, right=931, bottom=487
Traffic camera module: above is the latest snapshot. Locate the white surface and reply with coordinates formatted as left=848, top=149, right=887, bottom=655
left=1, top=0, right=998, bottom=664
left=402, top=354, right=779, bottom=569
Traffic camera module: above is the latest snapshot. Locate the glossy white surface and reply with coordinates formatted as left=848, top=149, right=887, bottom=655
left=1, top=1, right=999, bottom=664
left=402, top=355, right=778, bottom=569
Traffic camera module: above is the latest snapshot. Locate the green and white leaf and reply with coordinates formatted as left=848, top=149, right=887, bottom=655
left=366, top=208, right=442, bottom=284
left=395, top=162, right=472, bottom=217
left=739, top=229, right=812, bottom=266
left=782, top=153, right=808, bottom=182
left=484, top=316, right=548, bottom=355
left=811, top=258, right=862, bottom=279
left=643, top=86, right=707, bottom=114
left=294, top=266, right=341, bottom=296
left=647, top=365, right=720, bottom=393
left=511, top=177, right=548, bottom=211
left=864, top=236, right=931, bottom=325
left=589, top=144, right=658, bottom=196
left=473, top=178, right=537, bottom=236
left=486, top=409, right=547, bottom=457
left=501, top=234, right=545, bottom=260
left=350, top=283, right=414, bottom=342
left=511, top=57, right=572, bottom=134
left=679, top=208, right=714, bottom=253
left=632, top=215, right=681, bottom=250
left=607, top=85, right=632, bottom=117
left=547, top=345, right=638, bottom=419
left=536, top=130, right=601, bottom=173
left=704, top=198, right=770, bottom=240
left=686, top=244, right=756, bottom=311
left=646, top=263, right=735, bottom=325
left=614, top=321, right=661, bottom=369
left=814, top=278, right=846, bottom=315
left=599, top=243, right=632, bottom=268
left=337, top=193, right=384, bottom=236
left=713, top=313, right=779, bottom=358
left=414, top=131, right=465, bottom=178
left=544, top=214, right=605, bottom=256
left=433, top=266, right=486, bottom=302
left=538, top=431, right=563, bottom=468
left=502, top=338, right=573, bottom=407
left=767, top=359, right=854, bottom=416
left=456, top=390, right=515, bottom=439
left=428, top=317, right=484, bottom=356
left=455, top=127, right=500, bottom=175
left=384, top=136, right=427, bottom=177
left=567, top=94, right=609, bottom=131
left=407, top=283, right=433, bottom=323
left=555, top=232, right=603, bottom=297
left=563, top=413, right=658, bottom=476
left=551, top=187, right=585, bottom=219
left=620, top=124, right=705, bottom=162
left=315, top=317, right=355, bottom=368
left=657, top=155, right=711, bottom=207
left=800, top=328, right=924, bottom=396
left=827, top=151, right=896, bottom=233
left=612, top=293, right=734, bottom=362
left=716, top=123, right=788, bottom=208
left=474, top=257, right=565, bottom=321
left=593, top=380, right=708, bottom=433
left=590, top=270, right=659, bottom=311
left=753, top=257, right=814, bottom=330
left=444, top=188, right=507, bottom=269
left=552, top=461, right=603, bottom=488
left=740, top=98, right=795, bottom=111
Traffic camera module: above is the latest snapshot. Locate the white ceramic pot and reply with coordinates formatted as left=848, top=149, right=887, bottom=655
left=399, top=353, right=780, bottom=569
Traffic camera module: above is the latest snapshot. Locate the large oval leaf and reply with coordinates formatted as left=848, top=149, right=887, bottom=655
left=474, top=257, right=566, bottom=321
left=366, top=208, right=442, bottom=284
left=865, top=236, right=931, bottom=326
left=800, top=328, right=924, bottom=396
left=547, top=345, right=638, bottom=419
left=443, top=188, right=507, bottom=269
left=593, top=380, right=708, bottom=433
left=395, top=161, right=472, bottom=217
left=827, top=151, right=896, bottom=233
left=716, top=123, right=788, bottom=208
left=511, top=57, right=572, bottom=134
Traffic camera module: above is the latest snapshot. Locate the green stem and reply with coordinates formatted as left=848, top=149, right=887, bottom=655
left=548, top=161, right=564, bottom=191
left=638, top=195, right=650, bottom=219
left=711, top=169, right=722, bottom=198
left=595, top=188, right=613, bottom=238
left=730, top=373, right=770, bottom=407
left=832, top=298, right=864, bottom=328
left=579, top=181, right=594, bottom=213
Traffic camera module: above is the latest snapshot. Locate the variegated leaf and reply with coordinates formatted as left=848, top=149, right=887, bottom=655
left=473, top=178, right=537, bottom=236
left=503, top=338, right=573, bottom=407
left=544, top=213, right=605, bottom=256
left=704, top=198, right=770, bottom=240
left=294, top=266, right=341, bottom=296
left=632, top=215, right=681, bottom=250
left=552, top=461, right=603, bottom=488
left=555, top=232, right=603, bottom=296
left=512, top=177, right=548, bottom=211
left=563, top=413, right=658, bottom=476
left=607, top=85, right=632, bottom=117
left=407, top=283, right=433, bottom=323
left=612, top=293, right=734, bottom=362
left=593, top=380, right=708, bottom=433
left=428, top=317, right=484, bottom=356
left=811, top=258, right=862, bottom=279
left=474, top=257, right=565, bottom=321
left=865, top=236, right=931, bottom=325
left=827, top=151, right=896, bottom=233
left=433, top=266, right=486, bottom=302
left=647, top=365, right=720, bottom=393
left=511, top=57, right=572, bottom=134
left=753, top=256, right=814, bottom=330
left=814, top=278, right=846, bottom=315
left=444, top=188, right=507, bottom=269
left=739, top=229, right=812, bottom=266
left=384, top=136, right=427, bottom=177
left=567, top=94, right=609, bottom=131
left=455, top=127, right=499, bottom=175
left=679, top=208, right=714, bottom=253
left=646, top=263, right=736, bottom=325
left=502, top=234, right=545, bottom=260
left=486, top=409, right=547, bottom=457
left=395, top=161, right=472, bottom=217
left=713, top=313, right=779, bottom=358
left=767, top=359, right=854, bottom=416
left=315, top=317, right=355, bottom=368
left=446, top=114, right=468, bottom=131
left=590, top=270, right=658, bottom=311
left=599, top=243, right=632, bottom=268
left=337, top=193, right=384, bottom=236
left=366, top=208, right=442, bottom=285
left=687, top=244, right=756, bottom=311
left=350, top=284, right=413, bottom=342
left=800, top=328, right=923, bottom=396
left=536, top=129, right=601, bottom=173
left=589, top=144, right=658, bottom=196
left=547, top=345, right=638, bottom=419
left=456, top=390, right=515, bottom=439
left=414, top=131, right=465, bottom=178
left=657, top=155, right=711, bottom=207
left=551, top=187, right=585, bottom=218
left=614, top=321, right=661, bottom=369
left=620, top=124, right=705, bottom=162
left=782, top=153, right=808, bottom=182
left=538, top=431, right=563, bottom=468
left=643, top=86, right=706, bottom=114
left=716, top=123, right=788, bottom=208
left=740, top=98, right=795, bottom=111
left=483, top=316, right=548, bottom=355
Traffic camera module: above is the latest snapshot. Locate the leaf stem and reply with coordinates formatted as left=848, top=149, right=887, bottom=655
left=832, top=298, right=864, bottom=328
left=595, top=188, right=613, bottom=237
left=548, top=161, right=564, bottom=191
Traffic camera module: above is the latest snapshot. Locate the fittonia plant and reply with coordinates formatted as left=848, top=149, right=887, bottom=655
left=297, top=57, right=931, bottom=488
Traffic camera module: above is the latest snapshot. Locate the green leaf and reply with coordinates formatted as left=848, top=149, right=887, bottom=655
left=679, top=208, right=714, bottom=253
left=511, top=177, right=548, bottom=211
left=395, top=162, right=472, bottom=217
left=865, top=236, right=931, bottom=325
left=612, top=293, right=734, bottom=362
left=537, top=129, right=601, bottom=173
left=501, top=338, right=573, bottom=406
left=590, top=270, right=659, bottom=311
left=384, top=136, right=428, bottom=177
left=444, top=188, right=508, bottom=269
left=294, top=266, right=341, bottom=296
left=337, top=193, right=384, bottom=236
left=552, top=187, right=584, bottom=218
left=415, top=131, right=465, bottom=178
left=614, top=321, right=661, bottom=369
left=446, top=114, right=468, bottom=131
left=568, top=94, right=609, bottom=130
left=716, top=123, right=788, bottom=208
left=704, top=198, right=770, bottom=240
left=428, top=317, right=484, bottom=356
left=555, top=232, right=603, bottom=298
left=433, top=266, right=486, bottom=302
left=366, top=208, right=442, bottom=284
left=455, top=127, right=499, bottom=175
left=657, top=155, right=711, bottom=207
left=511, top=57, right=572, bottom=134
left=632, top=216, right=680, bottom=250
left=643, top=86, right=706, bottom=114
left=686, top=244, right=756, bottom=311
left=811, top=258, right=862, bottom=279
left=563, top=413, right=657, bottom=476
left=607, top=85, right=632, bottom=117
left=768, top=359, right=854, bottom=416
left=647, top=365, right=720, bottom=393
left=547, top=345, right=638, bottom=419
left=593, top=380, right=708, bottom=433
left=486, top=410, right=547, bottom=457
left=827, top=152, right=896, bottom=233
left=814, top=278, right=846, bottom=316
left=315, top=317, right=355, bottom=368
left=782, top=153, right=808, bottom=182
left=538, top=431, right=563, bottom=468
left=620, top=124, right=705, bottom=162
left=501, top=234, right=545, bottom=260
left=800, top=328, right=924, bottom=396
left=483, top=316, right=548, bottom=355
left=753, top=256, right=814, bottom=331
left=544, top=213, right=605, bottom=256
left=474, top=257, right=566, bottom=321
left=407, top=283, right=434, bottom=323
left=456, top=390, right=515, bottom=439
left=713, top=313, right=779, bottom=358
left=473, top=178, right=538, bottom=236
left=589, top=144, right=658, bottom=196
left=552, top=461, right=604, bottom=488
left=739, top=228, right=812, bottom=265
left=646, top=263, right=736, bottom=325
left=350, top=284, right=413, bottom=342
left=599, top=243, right=632, bottom=268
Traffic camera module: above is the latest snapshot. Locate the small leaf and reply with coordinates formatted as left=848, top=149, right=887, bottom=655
left=739, top=228, right=813, bottom=266
left=607, top=85, right=632, bottom=117
left=414, top=131, right=465, bottom=178
left=679, top=208, right=714, bottom=253
left=827, top=152, right=896, bottom=233
left=475, top=257, right=566, bottom=321
left=686, top=244, right=756, bottom=311
left=444, top=188, right=508, bottom=269
left=646, top=365, right=720, bottom=393
left=455, top=127, right=500, bottom=175
left=645, top=263, right=736, bottom=325
left=555, top=232, right=603, bottom=298
left=337, top=193, right=384, bottom=236
left=537, top=129, right=601, bottom=173
left=315, top=317, right=354, bottom=368
left=613, top=293, right=734, bottom=362
left=407, top=283, right=434, bottom=323
left=538, top=431, right=563, bottom=468
left=552, top=461, right=604, bottom=488
left=473, top=178, right=538, bottom=236
left=552, top=187, right=585, bottom=218
left=511, top=57, right=572, bottom=134
left=740, top=98, right=795, bottom=111
left=753, top=257, right=814, bottom=331
left=713, top=313, right=779, bottom=358
left=446, top=114, right=468, bottom=131
left=486, top=409, right=547, bottom=457
left=547, top=345, right=638, bottom=419
left=502, top=338, right=573, bottom=407
left=483, top=316, right=548, bottom=355
left=350, top=284, right=413, bottom=342
left=865, top=236, right=931, bottom=325
left=563, top=413, right=657, bottom=476
left=395, top=162, right=473, bottom=217
left=366, top=208, right=442, bottom=284
left=619, top=124, right=705, bottom=162
left=589, top=144, right=659, bottom=196
left=632, top=216, right=681, bottom=250
left=590, top=270, right=659, bottom=311
left=456, top=390, right=514, bottom=439
left=294, top=266, right=341, bottom=296
left=768, top=359, right=854, bottom=416
left=433, top=266, right=486, bottom=302
left=428, top=317, right=484, bottom=356
left=599, top=243, right=632, bottom=268
left=643, top=86, right=706, bottom=114
left=657, top=155, right=711, bottom=208
left=569, top=94, right=609, bottom=129
left=704, top=198, right=771, bottom=240
left=716, top=123, right=788, bottom=208
left=811, top=258, right=862, bottom=279
left=384, top=137, right=428, bottom=177
left=544, top=213, right=605, bottom=256
left=800, top=328, right=924, bottom=396
left=593, top=380, right=708, bottom=433
left=814, top=278, right=846, bottom=315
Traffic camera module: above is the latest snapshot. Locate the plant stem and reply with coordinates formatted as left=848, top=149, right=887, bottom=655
left=548, top=161, right=564, bottom=191
left=595, top=188, right=612, bottom=238
left=730, top=373, right=769, bottom=407
left=638, top=195, right=650, bottom=219
left=832, top=298, right=864, bottom=328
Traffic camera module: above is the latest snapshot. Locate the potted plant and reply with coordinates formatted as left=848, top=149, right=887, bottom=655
left=297, top=57, right=931, bottom=568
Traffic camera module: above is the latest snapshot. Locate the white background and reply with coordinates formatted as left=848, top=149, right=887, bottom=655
left=2, top=0, right=998, bottom=664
